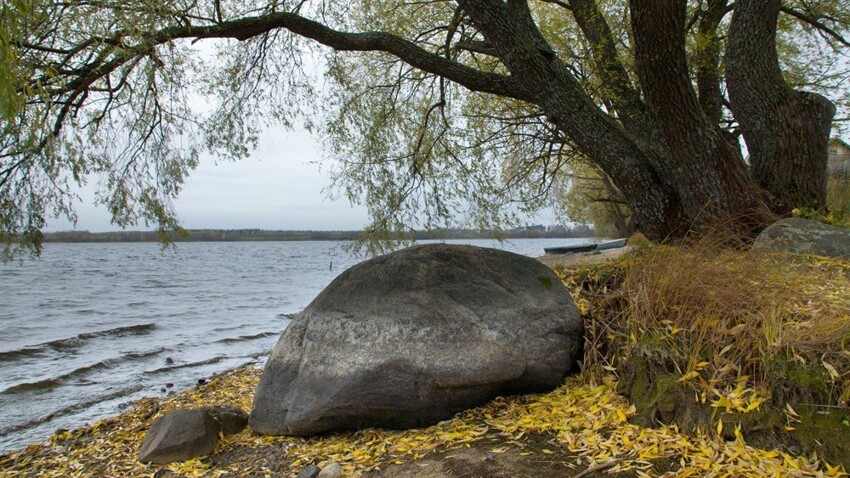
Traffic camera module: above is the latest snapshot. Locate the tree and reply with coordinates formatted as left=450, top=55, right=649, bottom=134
left=554, top=164, right=635, bottom=238
left=1, top=0, right=848, bottom=258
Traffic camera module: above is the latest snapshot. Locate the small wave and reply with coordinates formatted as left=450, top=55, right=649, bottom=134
left=0, top=323, right=157, bottom=362
left=143, top=356, right=227, bottom=375
left=2, top=360, right=117, bottom=394
left=210, top=324, right=246, bottom=333
left=1, top=347, right=165, bottom=395
left=75, top=309, right=106, bottom=316
left=122, top=347, right=168, bottom=360
left=0, top=346, right=44, bottom=361
left=0, top=384, right=145, bottom=437
left=214, top=331, right=278, bottom=344
left=1, top=377, right=62, bottom=394
left=77, top=323, right=156, bottom=340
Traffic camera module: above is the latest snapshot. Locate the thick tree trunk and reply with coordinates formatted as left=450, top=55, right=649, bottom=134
left=727, top=0, right=836, bottom=210
left=458, top=0, right=686, bottom=239
left=629, top=0, right=774, bottom=230
left=458, top=0, right=775, bottom=239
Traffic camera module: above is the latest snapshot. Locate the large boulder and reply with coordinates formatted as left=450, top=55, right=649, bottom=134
left=249, top=244, right=583, bottom=436
left=753, top=218, right=850, bottom=258
left=138, top=409, right=218, bottom=464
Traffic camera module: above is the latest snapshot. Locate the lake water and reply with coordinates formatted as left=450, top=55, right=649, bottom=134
left=0, top=238, right=585, bottom=453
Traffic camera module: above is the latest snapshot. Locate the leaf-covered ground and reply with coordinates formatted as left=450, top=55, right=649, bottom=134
left=1, top=364, right=845, bottom=477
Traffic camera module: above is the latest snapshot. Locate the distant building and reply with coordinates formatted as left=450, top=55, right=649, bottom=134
left=828, top=138, right=850, bottom=178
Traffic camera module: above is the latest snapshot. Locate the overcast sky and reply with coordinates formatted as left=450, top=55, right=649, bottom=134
left=46, top=127, right=372, bottom=232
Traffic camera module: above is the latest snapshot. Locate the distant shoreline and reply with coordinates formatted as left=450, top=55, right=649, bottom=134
left=42, top=228, right=595, bottom=243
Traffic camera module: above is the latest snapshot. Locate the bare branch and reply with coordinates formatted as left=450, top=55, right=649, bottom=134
left=162, top=12, right=533, bottom=102
left=455, top=40, right=498, bottom=56
left=780, top=6, right=850, bottom=48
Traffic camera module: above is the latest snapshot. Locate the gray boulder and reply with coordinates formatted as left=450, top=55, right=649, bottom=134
left=317, top=462, right=342, bottom=478
left=296, top=465, right=321, bottom=478
left=138, top=408, right=218, bottom=464
left=207, top=405, right=248, bottom=435
left=753, top=218, right=850, bottom=258
left=249, top=244, right=583, bottom=436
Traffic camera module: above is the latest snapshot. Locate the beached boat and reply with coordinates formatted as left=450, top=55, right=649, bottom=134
left=596, top=238, right=627, bottom=250
left=543, top=243, right=598, bottom=255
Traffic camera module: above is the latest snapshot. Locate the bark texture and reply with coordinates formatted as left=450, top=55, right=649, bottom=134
left=694, top=0, right=729, bottom=126
left=727, top=0, right=836, bottom=210
left=629, top=0, right=773, bottom=227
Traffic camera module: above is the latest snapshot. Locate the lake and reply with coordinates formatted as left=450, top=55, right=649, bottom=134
left=0, top=238, right=585, bottom=453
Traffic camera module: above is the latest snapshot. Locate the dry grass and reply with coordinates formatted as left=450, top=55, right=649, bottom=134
left=559, top=234, right=850, bottom=409
left=828, top=178, right=850, bottom=219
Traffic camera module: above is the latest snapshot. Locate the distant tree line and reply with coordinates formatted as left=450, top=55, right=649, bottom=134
left=42, top=226, right=594, bottom=243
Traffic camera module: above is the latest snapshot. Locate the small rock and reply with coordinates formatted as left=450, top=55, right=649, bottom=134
left=317, top=462, right=341, bottom=478
left=295, top=464, right=320, bottom=478
left=207, top=405, right=248, bottom=436
left=753, top=217, right=850, bottom=258
left=197, top=378, right=207, bottom=386
left=138, top=409, right=218, bottom=464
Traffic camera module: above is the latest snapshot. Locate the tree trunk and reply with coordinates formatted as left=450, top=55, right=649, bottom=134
left=457, top=0, right=686, bottom=240
left=629, top=0, right=774, bottom=231
left=458, top=0, right=775, bottom=239
left=694, top=0, right=729, bottom=126
left=726, top=0, right=836, bottom=210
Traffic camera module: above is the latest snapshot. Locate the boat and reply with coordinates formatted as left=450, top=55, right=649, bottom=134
left=596, top=238, right=627, bottom=250
left=543, top=243, right=598, bottom=255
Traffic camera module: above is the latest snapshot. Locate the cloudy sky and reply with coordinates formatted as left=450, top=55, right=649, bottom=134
left=46, top=127, right=373, bottom=232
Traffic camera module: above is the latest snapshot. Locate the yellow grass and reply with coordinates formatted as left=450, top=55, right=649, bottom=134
left=559, top=236, right=850, bottom=409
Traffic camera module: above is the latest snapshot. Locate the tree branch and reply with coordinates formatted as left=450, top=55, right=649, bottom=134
left=780, top=6, right=850, bottom=48
left=567, top=0, right=648, bottom=127
left=455, top=40, right=498, bottom=56
left=164, top=12, right=534, bottom=102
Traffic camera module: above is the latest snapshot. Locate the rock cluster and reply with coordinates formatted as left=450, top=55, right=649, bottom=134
left=296, top=462, right=341, bottom=478
left=753, top=217, right=850, bottom=258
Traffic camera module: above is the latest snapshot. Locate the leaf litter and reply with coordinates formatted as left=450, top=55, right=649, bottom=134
left=1, top=365, right=845, bottom=477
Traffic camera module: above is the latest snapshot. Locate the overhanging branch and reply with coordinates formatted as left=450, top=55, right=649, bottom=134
left=162, top=12, right=534, bottom=102
left=780, top=6, right=850, bottom=48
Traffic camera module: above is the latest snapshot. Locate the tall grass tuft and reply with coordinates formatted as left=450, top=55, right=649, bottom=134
left=562, top=232, right=850, bottom=408
left=827, top=177, right=850, bottom=222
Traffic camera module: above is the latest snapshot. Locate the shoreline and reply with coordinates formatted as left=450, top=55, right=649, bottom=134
left=534, top=246, right=632, bottom=269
